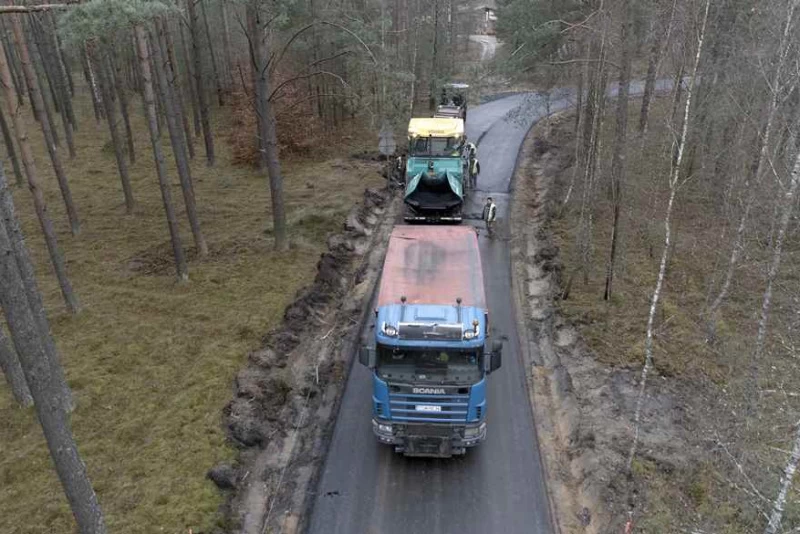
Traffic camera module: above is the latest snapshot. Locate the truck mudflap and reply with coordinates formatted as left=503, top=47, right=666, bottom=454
left=372, top=420, right=486, bottom=458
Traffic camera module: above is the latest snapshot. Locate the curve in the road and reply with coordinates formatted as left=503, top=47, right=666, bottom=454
left=307, top=92, right=560, bottom=534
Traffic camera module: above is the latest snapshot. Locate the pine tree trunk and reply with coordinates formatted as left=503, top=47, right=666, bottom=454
left=0, top=161, right=73, bottom=411
left=179, top=23, right=202, bottom=137
left=110, top=52, right=136, bottom=164
left=90, top=46, right=135, bottom=215
left=248, top=2, right=288, bottom=251
left=27, top=19, right=59, bottom=116
left=200, top=0, right=224, bottom=106
left=0, top=107, right=23, bottom=186
left=9, top=14, right=80, bottom=235
left=0, top=38, right=80, bottom=315
left=0, top=323, right=32, bottom=407
left=46, top=21, right=78, bottom=135
left=221, top=0, right=235, bottom=89
left=30, top=17, right=75, bottom=159
left=0, top=21, right=25, bottom=109
left=81, top=45, right=103, bottom=122
left=50, top=13, right=74, bottom=97
left=408, top=12, right=419, bottom=116
left=30, top=40, right=59, bottom=146
left=187, top=0, right=215, bottom=166
left=429, top=0, right=439, bottom=112
left=604, top=0, right=631, bottom=301
left=0, top=199, right=105, bottom=534
left=134, top=25, right=189, bottom=282
left=162, top=22, right=195, bottom=160
left=248, top=7, right=267, bottom=172
left=152, top=19, right=208, bottom=257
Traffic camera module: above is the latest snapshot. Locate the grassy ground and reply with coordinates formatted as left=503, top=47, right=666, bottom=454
left=551, top=98, right=800, bottom=532
left=0, top=92, right=383, bottom=534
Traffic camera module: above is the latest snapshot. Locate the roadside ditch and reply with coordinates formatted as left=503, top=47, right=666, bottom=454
left=209, top=179, right=400, bottom=534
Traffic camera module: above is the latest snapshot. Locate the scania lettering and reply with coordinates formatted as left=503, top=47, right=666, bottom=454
left=358, top=226, right=502, bottom=458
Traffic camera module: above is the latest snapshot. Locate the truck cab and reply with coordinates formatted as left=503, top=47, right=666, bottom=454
left=359, top=226, right=502, bottom=457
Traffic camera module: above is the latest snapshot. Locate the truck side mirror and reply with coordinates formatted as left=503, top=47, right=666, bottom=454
left=489, top=340, right=503, bottom=373
left=359, top=347, right=376, bottom=369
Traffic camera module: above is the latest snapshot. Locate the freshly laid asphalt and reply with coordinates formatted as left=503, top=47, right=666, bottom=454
left=306, top=92, right=571, bottom=534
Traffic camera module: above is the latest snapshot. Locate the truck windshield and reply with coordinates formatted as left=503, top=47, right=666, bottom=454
left=410, top=137, right=461, bottom=157
left=376, top=346, right=482, bottom=384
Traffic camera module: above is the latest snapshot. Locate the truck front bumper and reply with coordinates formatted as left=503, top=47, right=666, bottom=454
left=372, top=419, right=487, bottom=458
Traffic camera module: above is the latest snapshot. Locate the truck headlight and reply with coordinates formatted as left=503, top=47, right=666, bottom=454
left=463, top=322, right=480, bottom=340
left=464, top=422, right=486, bottom=438
left=382, top=323, right=398, bottom=337
left=373, top=421, right=393, bottom=434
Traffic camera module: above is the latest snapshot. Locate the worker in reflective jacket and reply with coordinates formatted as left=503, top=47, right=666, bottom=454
left=482, top=197, right=497, bottom=238
left=464, top=142, right=479, bottom=188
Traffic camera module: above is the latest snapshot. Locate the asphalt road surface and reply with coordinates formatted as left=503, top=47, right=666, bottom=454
left=306, top=92, right=572, bottom=534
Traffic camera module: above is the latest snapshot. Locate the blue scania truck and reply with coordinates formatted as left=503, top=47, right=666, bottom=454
left=358, top=225, right=502, bottom=457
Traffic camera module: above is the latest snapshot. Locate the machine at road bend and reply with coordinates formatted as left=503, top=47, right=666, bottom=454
left=404, top=117, right=468, bottom=223
left=358, top=225, right=503, bottom=457
left=435, top=82, right=469, bottom=120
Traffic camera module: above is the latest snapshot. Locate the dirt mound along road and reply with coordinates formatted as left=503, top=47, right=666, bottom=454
left=214, top=186, right=399, bottom=534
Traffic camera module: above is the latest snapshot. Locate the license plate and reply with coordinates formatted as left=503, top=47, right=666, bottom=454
left=415, top=405, right=442, bottom=412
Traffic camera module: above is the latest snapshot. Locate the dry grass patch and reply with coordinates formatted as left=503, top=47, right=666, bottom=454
left=0, top=93, right=383, bottom=534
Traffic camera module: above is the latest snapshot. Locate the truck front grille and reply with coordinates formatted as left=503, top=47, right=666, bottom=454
left=405, top=424, right=453, bottom=437
left=388, top=391, right=469, bottom=423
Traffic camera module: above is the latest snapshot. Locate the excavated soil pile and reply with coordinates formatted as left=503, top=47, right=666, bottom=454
left=212, top=186, right=398, bottom=534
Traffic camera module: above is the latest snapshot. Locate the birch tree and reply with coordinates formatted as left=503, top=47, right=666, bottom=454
left=763, top=421, right=800, bottom=534
left=706, top=0, right=800, bottom=342
left=628, top=0, right=711, bottom=472
left=753, top=128, right=800, bottom=361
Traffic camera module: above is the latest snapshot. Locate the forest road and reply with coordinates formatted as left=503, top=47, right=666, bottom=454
left=469, top=34, right=498, bottom=60
left=305, top=92, right=570, bottom=534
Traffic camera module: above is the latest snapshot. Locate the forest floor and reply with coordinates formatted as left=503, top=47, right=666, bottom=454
left=0, top=92, right=385, bottom=534
left=512, top=102, right=800, bottom=533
